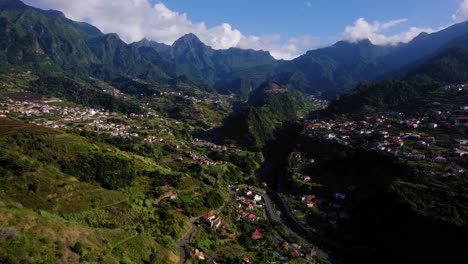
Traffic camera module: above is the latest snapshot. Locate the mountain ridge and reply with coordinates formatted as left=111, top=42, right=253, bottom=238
left=3, top=0, right=468, bottom=99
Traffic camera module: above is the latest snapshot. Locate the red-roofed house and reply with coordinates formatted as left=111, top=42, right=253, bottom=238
left=252, top=229, right=262, bottom=240
left=203, top=213, right=216, bottom=221
left=241, top=212, right=256, bottom=222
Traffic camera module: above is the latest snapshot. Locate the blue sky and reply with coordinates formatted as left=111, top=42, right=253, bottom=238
left=160, top=0, right=457, bottom=41
left=24, top=0, right=468, bottom=59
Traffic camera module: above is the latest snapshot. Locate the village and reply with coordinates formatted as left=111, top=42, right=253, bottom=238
left=274, top=85, right=468, bottom=250
left=287, top=107, right=468, bottom=231
left=185, top=184, right=329, bottom=264
left=0, top=91, right=247, bottom=169
left=303, top=107, right=467, bottom=177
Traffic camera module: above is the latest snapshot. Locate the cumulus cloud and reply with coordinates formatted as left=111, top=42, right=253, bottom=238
left=238, top=35, right=315, bottom=60
left=452, top=0, right=468, bottom=22
left=22, top=0, right=315, bottom=59
left=342, top=18, right=438, bottom=45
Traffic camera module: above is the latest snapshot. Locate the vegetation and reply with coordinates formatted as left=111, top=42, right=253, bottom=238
left=0, top=118, right=239, bottom=262
left=261, top=119, right=468, bottom=262
left=31, top=76, right=142, bottom=114
left=1, top=1, right=468, bottom=263
left=326, top=44, right=468, bottom=115
left=220, top=81, right=317, bottom=150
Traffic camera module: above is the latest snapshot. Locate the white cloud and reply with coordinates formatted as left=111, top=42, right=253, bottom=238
left=342, top=18, right=438, bottom=45
left=22, top=0, right=316, bottom=59
left=381, top=18, right=408, bottom=29
left=238, top=35, right=315, bottom=60
left=452, top=0, right=468, bottom=22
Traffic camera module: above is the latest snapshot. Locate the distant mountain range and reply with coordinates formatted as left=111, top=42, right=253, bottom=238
left=135, top=21, right=468, bottom=98
left=326, top=43, right=468, bottom=115
left=2, top=0, right=468, bottom=99
left=135, top=34, right=278, bottom=97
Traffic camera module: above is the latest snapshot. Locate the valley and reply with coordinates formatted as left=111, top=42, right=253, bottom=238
left=0, top=0, right=467, bottom=263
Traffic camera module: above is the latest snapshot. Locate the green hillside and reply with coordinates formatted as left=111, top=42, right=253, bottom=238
left=0, top=0, right=177, bottom=83
left=0, top=118, right=235, bottom=263
left=326, top=44, right=468, bottom=115
left=219, top=82, right=318, bottom=149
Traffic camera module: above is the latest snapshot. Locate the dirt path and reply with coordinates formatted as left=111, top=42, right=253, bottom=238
left=111, top=233, right=139, bottom=251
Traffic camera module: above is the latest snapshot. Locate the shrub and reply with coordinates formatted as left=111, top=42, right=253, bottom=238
left=71, top=242, right=83, bottom=256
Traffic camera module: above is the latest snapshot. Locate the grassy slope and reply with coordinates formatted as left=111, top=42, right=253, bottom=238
left=0, top=118, right=203, bottom=263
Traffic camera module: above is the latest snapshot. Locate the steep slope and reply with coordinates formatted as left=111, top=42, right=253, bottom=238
left=271, top=22, right=468, bottom=97
left=30, top=76, right=142, bottom=114
left=326, top=43, right=468, bottom=115
left=273, top=40, right=396, bottom=96
left=0, top=0, right=177, bottom=82
left=0, top=118, right=185, bottom=263
left=135, top=34, right=278, bottom=96
left=219, top=82, right=316, bottom=149
left=382, top=20, right=468, bottom=72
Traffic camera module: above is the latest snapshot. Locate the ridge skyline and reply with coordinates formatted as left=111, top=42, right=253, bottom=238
left=22, top=0, right=468, bottom=59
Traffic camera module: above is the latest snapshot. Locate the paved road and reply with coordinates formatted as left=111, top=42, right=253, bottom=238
left=271, top=191, right=344, bottom=261
left=257, top=192, right=339, bottom=263
left=177, top=216, right=199, bottom=264
left=176, top=190, right=234, bottom=264
left=256, top=160, right=343, bottom=263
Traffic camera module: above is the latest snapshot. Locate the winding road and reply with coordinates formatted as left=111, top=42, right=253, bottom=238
left=175, top=180, right=340, bottom=264
left=256, top=161, right=342, bottom=263
left=176, top=189, right=234, bottom=264
left=258, top=191, right=340, bottom=264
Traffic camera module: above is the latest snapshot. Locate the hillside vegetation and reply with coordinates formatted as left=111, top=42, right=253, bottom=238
left=326, top=44, right=468, bottom=115
left=219, top=82, right=318, bottom=150
left=0, top=118, right=237, bottom=263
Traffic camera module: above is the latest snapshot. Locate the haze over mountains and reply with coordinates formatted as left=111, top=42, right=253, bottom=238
left=2, top=0, right=468, bottom=99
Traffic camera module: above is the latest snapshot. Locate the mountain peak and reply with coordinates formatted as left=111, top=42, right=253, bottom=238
left=136, top=37, right=151, bottom=47
left=172, top=33, right=209, bottom=53
left=412, top=32, right=430, bottom=42
left=0, top=0, right=27, bottom=10
left=173, top=33, right=205, bottom=48
left=335, top=39, right=374, bottom=47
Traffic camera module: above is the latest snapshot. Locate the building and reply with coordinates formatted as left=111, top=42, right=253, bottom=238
left=424, top=137, right=436, bottom=144
left=335, top=193, right=346, bottom=200
left=252, top=229, right=262, bottom=240
left=302, top=175, right=311, bottom=182
left=190, top=249, right=205, bottom=260
left=427, top=123, right=438, bottom=129
left=241, top=212, right=256, bottom=222
left=253, top=194, right=262, bottom=202
left=202, top=213, right=216, bottom=226
left=454, top=116, right=468, bottom=127
left=433, top=156, right=448, bottom=163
